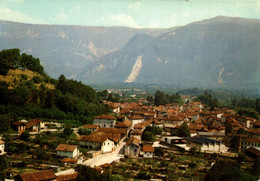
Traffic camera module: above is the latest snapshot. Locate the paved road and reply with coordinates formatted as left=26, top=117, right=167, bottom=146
left=55, top=142, right=125, bottom=176
left=83, top=142, right=125, bottom=167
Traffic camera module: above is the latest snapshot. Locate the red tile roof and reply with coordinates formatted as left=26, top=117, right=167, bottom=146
left=26, top=119, right=42, bottom=129
left=83, top=124, right=99, bottom=129
left=61, top=158, right=78, bottom=164
left=56, top=144, right=77, bottom=152
left=143, top=145, right=154, bottom=152
left=115, top=120, right=132, bottom=128
left=18, top=170, right=56, bottom=181
left=56, top=173, right=79, bottom=181
left=78, top=132, right=119, bottom=143
left=94, top=114, right=116, bottom=120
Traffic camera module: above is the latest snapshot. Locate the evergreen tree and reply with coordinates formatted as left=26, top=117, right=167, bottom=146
left=178, top=122, right=190, bottom=137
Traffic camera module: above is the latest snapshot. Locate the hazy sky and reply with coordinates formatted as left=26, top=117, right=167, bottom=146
left=0, top=0, right=259, bottom=28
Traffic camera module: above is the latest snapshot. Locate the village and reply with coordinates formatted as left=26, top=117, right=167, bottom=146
left=0, top=94, right=259, bottom=181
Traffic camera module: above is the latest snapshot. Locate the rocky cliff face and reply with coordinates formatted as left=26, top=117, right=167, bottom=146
left=77, top=16, right=260, bottom=89
left=0, top=21, right=168, bottom=78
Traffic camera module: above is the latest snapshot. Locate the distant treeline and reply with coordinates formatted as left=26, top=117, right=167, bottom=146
left=0, top=49, right=109, bottom=133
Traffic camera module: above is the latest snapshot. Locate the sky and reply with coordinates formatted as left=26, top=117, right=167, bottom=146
left=0, top=0, right=260, bottom=28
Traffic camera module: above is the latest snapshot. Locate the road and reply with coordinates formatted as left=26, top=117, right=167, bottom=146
left=83, top=142, right=125, bottom=167
left=55, top=142, right=125, bottom=176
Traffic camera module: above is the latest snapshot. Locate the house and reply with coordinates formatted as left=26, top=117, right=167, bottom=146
left=0, top=139, right=5, bottom=155
left=124, top=137, right=141, bottom=158
left=186, top=137, right=228, bottom=153
left=83, top=124, right=99, bottom=132
left=14, top=170, right=56, bottom=181
left=241, top=139, right=260, bottom=150
left=142, top=145, right=154, bottom=158
left=128, top=115, right=144, bottom=126
left=12, top=120, right=27, bottom=134
left=114, top=120, right=133, bottom=135
left=56, top=144, right=80, bottom=158
left=78, top=132, right=116, bottom=153
left=93, top=114, right=117, bottom=128
left=96, top=127, right=127, bottom=142
left=26, top=119, right=45, bottom=133
left=130, top=129, right=142, bottom=140
left=108, top=103, right=120, bottom=114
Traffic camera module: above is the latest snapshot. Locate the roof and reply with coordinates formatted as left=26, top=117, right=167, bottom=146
left=26, top=119, right=42, bottom=129
left=56, top=144, right=77, bottom=152
left=126, top=137, right=140, bottom=147
left=61, top=158, right=78, bottom=164
left=97, top=127, right=126, bottom=135
left=12, top=121, right=26, bottom=126
left=18, top=170, right=56, bottom=181
left=143, top=145, right=154, bottom=153
left=78, top=132, right=119, bottom=143
left=131, top=129, right=142, bottom=135
left=56, top=173, right=79, bottom=181
left=128, top=115, right=143, bottom=120
left=189, top=123, right=204, bottom=130
left=115, top=120, right=132, bottom=128
left=186, top=136, right=221, bottom=145
left=93, top=114, right=116, bottom=120
left=83, top=124, right=99, bottom=129
left=245, top=139, right=260, bottom=143
left=246, top=147, right=260, bottom=157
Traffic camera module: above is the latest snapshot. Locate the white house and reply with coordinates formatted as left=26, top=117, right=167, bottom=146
left=0, top=140, right=5, bottom=155
left=124, top=137, right=141, bottom=158
left=56, top=144, right=80, bottom=158
left=186, top=137, right=228, bottom=153
left=93, top=114, right=117, bottom=128
left=128, top=115, right=144, bottom=126
left=142, top=145, right=154, bottom=158
left=78, top=132, right=116, bottom=154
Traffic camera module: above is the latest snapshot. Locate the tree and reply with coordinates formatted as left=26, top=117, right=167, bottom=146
left=141, top=131, right=155, bottom=142
left=75, top=165, right=100, bottom=181
left=237, top=152, right=246, bottom=163
left=62, top=127, right=73, bottom=138
left=0, top=156, right=8, bottom=180
left=256, top=98, right=260, bottom=113
left=78, top=128, right=91, bottom=135
left=33, top=148, right=50, bottom=160
left=154, top=147, right=164, bottom=156
left=136, top=171, right=151, bottom=180
left=20, top=130, right=30, bottom=141
left=252, top=158, right=260, bottom=176
left=154, top=90, right=168, bottom=106
left=0, top=156, right=8, bottom=172
left=190, top=147, right=198, bottom=156
left=178, top=122, right=190, bottom=137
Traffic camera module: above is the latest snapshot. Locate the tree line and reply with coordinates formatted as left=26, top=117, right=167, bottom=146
left=0, top=49, right=109, bottom=133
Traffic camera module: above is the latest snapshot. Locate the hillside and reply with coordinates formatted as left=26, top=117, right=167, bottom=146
left=77, top=16, right=260, bottom=89
left=0, top=20, right=170, bottom=78
left=0, top=69, right=55, bottom=90
left=0, top=49, right=109, bottom=123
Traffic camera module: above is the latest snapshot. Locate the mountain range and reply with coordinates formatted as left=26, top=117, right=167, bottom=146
left=1, top=16, right=260, bottom=89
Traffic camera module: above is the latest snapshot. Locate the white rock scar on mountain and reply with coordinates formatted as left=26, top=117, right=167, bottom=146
left=125, top=55, right=143, bottom=83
